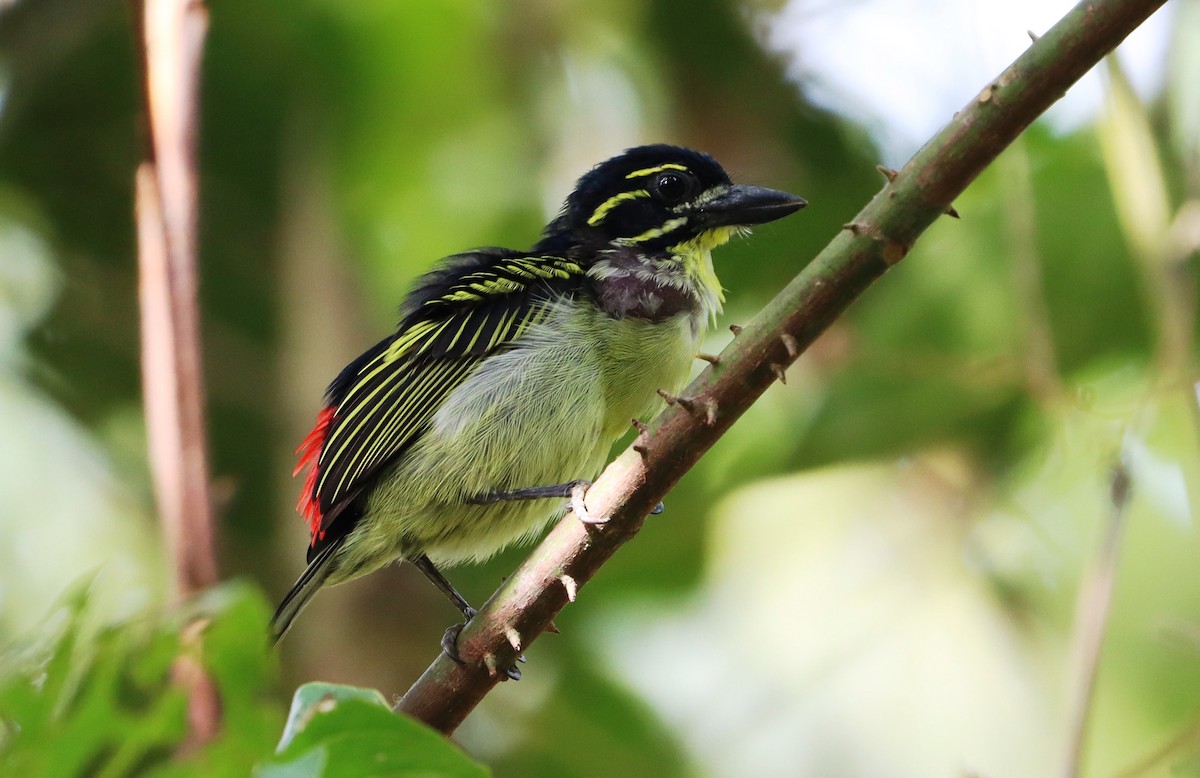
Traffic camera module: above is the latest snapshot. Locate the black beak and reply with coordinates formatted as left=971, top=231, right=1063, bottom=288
left=695, top=184, right=807, bottom=228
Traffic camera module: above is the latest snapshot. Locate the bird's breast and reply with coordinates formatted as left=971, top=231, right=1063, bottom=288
left=581, top=307, right=701, bottom=442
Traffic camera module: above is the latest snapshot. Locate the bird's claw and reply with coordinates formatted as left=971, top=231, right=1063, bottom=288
left=570, top=480, right=608, bottom=525
left=440, top=622, right=467, bottom=664
left=570, top=481, right=663, bottom=522
left=440, top=606, right=477, bottom=663
left=440, top=609, right=522, bottom=681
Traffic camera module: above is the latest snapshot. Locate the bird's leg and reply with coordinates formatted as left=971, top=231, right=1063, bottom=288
left=468, top=479, right=663, bottom=523
left=414, top=554, right=521, bottom=681
left=413, top=553, right=474, bottom=619
left=467, top=479, right=602, bottom=524
left=467, top=479, right=587, bottom=504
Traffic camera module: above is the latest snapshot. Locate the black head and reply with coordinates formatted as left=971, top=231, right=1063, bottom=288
left=537, top=144, right=805, bottom=253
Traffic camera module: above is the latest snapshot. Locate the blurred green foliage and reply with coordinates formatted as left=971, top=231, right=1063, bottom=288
left=0, top=583, right=483, bottom=776
left=0, top=582, right=277, bottom=775
left=1, top=0, right=1198, bottom=775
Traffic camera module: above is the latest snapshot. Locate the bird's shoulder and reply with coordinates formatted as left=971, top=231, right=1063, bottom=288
left=397, top=247, right=590, bottom=323
left=323, top=248, right=589, bottom=408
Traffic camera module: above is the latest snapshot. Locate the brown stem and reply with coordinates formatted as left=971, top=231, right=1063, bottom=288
left=136, top=0, right=215, bottom=604
left=1061, top=461, right=1131, bottom=778
left=133, top=0, right=219, bottom=747
left=395, top=0, right=1169, bottom=734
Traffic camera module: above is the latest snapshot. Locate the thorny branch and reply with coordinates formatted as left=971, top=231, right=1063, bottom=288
left=395, top=0, right=1169, bottom=735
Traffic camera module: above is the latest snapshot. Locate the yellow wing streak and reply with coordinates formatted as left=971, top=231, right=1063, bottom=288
left=317, top=317, right=457, bottom=496
left=383, top=319, right=441, bottom=363
left=336, top=359, right=472, bottom=496
left=444, top=308, right=476, bottom=353
left=486, top=307, right=520, bottom=351
left=317, top=360, right=422, bottom=496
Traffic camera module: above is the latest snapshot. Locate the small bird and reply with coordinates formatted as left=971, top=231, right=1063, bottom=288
left=272, top=145, right=805, bottom=658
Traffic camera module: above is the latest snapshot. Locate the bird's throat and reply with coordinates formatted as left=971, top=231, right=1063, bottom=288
left=589, top=248, right=723, bottom=324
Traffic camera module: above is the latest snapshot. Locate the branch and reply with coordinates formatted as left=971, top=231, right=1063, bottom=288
left=1061, top=459, right=1131, bottom=778
left=135, top=0, right=215, bottom=608
left=132, top=0, right=219, bottom=750
left=395, top=0, right=1169, bottom=733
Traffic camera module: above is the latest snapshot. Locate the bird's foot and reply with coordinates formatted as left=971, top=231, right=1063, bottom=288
left=568, top=480, right=605, bottom=525
left=440, top=606, right=477, bottom=663
left=440, top=608, right=521, bottom=681
left=440, top=622, right=468, bottom=664
left=572, top=483, right=663, bottom=522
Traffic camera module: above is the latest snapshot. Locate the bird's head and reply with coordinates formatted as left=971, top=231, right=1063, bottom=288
left=538, top=144, right=806, bottom=255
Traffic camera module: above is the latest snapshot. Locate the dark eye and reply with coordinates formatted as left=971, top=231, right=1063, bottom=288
left=652, top=172, right=691, bottom=204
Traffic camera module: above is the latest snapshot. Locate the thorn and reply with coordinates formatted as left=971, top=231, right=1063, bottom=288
left=483, top=653, right=499, bottom=677
left=729, top=324, right=743, bottom=336
left=842, top=222, right=864, bottom=235
left=875, top=165, right=898, bottom=182
left=657, top=388, right=678, bottom=405
left=505, top=627, right=522, bottom=652
left=560, top=574, right=577, bottom=602
left=1027, top=29, right=1040, bottom=42
left=676, top=394, right=719, bottom=426
left=632, top=418, right=652, bottom=457
left=546, top=621, right=561, bottom=634
left=780, top=333, right=799, bottom=360
left=769, top=363, right=787, bottom=384
left=695, top=352, right=721, bottom=366
left=944, top=204, right=960, bottom=218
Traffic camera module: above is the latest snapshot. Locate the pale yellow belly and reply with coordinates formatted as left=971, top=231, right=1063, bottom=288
left=336, top=302, right=702, bottom=574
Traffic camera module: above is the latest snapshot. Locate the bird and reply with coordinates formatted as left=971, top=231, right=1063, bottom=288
left=272, top=144, right=805, bottom=662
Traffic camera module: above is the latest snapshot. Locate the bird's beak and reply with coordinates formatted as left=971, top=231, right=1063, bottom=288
left=694, top=184, right=807, bottom=228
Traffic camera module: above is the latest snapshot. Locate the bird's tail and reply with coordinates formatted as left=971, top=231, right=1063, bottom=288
left=271, top=535, right=345, bottom=643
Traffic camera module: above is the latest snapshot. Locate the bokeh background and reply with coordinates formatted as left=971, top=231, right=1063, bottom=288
left=1, top=0, right=1198, bottom=775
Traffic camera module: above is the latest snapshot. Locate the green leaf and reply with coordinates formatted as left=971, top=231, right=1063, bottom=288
left=259, top=683, right=488, bottom=777
left=275, top=682, right=392, bottom=752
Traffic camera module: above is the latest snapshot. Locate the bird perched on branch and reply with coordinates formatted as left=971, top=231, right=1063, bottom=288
left=272, top=144, right=805, bottom=664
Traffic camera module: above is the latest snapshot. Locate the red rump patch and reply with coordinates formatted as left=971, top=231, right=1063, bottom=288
left=294, top=405, right=335, bottom=545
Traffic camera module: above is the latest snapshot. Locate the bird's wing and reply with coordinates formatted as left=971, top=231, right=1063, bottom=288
left=296, top=251, right=587, bottom=551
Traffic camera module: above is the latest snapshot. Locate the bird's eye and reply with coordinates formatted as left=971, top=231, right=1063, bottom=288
left=652, top=172, right=691, bottom=204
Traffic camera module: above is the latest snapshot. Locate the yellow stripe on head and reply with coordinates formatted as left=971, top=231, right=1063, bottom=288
left=615, top=217, right=689, bottom=246
left=624, top=163, right=689, bottom=180
left=587, top=189, right=649, bottom=227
